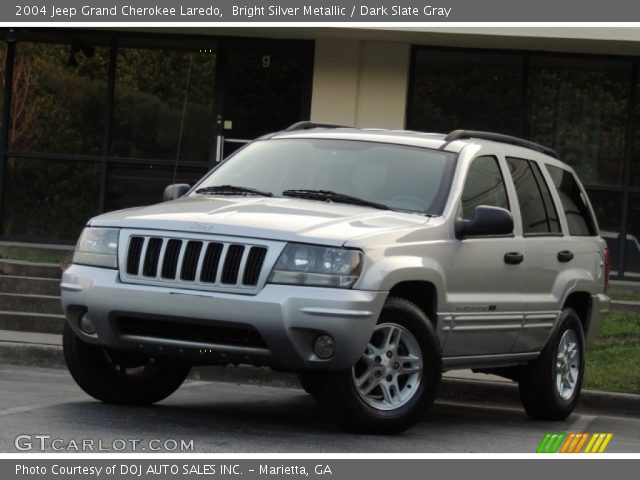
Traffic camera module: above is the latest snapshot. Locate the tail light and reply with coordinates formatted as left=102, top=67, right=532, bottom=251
left=603, top=248, right=611, bottom=293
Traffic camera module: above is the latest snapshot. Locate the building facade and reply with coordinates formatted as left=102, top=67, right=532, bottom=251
left=0, top=27, right=639, bottom=280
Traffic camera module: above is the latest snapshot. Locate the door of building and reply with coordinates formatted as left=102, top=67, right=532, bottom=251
left=211, top=39, right=314, bottom=165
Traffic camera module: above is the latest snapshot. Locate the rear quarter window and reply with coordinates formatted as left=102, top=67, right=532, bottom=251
left=545, top=165, right=598, bottom=236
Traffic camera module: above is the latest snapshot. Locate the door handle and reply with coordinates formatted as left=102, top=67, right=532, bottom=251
left=504, top=252, right=524, bottom=265
left=557, top=250, right=574, bottom=262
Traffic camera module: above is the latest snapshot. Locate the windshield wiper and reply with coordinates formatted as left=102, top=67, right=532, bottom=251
left=282, top=189, right=390, bottom=211
left=195, top=185, right=273, bottom=197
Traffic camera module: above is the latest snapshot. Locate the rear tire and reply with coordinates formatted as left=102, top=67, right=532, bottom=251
left=518, top=308, right=585, bottom=420
left=312, top=297, right=441, bottom=434
left=63, top=323, right=191, bottom=405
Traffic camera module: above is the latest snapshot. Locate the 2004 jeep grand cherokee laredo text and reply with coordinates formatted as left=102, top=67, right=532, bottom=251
left=61, top=124, right=610, bottom=434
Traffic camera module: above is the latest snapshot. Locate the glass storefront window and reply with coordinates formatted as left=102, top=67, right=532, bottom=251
left=625, top=194, right=640, bottom=279
left=105, top=163, right=207, bottom=211
left=632, top=70, right=640, bottom=187
left=1, top=158, right=100, bottom=241
left=111, top=48, right=215, bottom=163
left=9, top=41, right=109, bottom=155
left=406, top=50, right=524, bottom=136
left=0, top=41, right=6, bottom=140
left=528, top=56, right=630, bottom=186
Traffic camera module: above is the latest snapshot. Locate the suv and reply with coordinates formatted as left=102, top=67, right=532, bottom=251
left=61, top=124, right=610, bottom=433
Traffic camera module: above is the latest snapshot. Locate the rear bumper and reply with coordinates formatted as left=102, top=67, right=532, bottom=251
left=587, top=293, right=610, bottom=347
left=60, top=265, right=386, bottom=371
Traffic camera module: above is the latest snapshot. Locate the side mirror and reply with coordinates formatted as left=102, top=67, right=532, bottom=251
left=455, top=205, right=514, bottom=239
left=162, top=183, right=191, bottom=202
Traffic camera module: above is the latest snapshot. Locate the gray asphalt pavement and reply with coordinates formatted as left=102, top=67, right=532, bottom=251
left=0, top=365, right=638, bottom=453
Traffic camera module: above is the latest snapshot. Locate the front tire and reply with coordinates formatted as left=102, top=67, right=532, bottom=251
left=63, top=323, right=191, bottom=405
left=312, top=297, right=441, bottom=434
left=518, top=308, right=585, bottom=420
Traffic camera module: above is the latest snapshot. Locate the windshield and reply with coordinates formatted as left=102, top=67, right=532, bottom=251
left=194, top=138, right=456, bottom=214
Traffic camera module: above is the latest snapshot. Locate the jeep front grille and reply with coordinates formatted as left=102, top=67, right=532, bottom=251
left=123, top=235, right=270, bottom=290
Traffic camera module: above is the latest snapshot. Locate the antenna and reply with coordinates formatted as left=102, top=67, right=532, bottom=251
left=172, top=53, right=194, bottom=187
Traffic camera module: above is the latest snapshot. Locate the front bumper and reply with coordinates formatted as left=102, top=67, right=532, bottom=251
left=60, top=265, right=386, bottom=371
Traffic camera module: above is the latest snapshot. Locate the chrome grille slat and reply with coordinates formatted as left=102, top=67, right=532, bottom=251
left=161, top=239, right=182, bottom=279
left=155, top=239, right=168, bottom=278
left=201, top=242, right=223, bottom=283
left=243, top=246, right=268, bottom=286
left=193, top=241, right=208, bottom=283
left=174, top=240, right=188, bottom=282
left=142, top=237, right=163, bottom=277
left=126, top=237, right=144, bottom=275
left=215, top=243, right=230, bottom=284
left=122, top=233, right=270, bottom=293
left=221, top=245, right=245, bottom=284
left=235, top=247, right=251, bottom=287
left=137, top=237, right=150, bottom=278
left=180, top=241, right=203, bottom=281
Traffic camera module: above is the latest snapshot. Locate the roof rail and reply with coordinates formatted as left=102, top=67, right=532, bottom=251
left=444, top=130, right=558, bottom=158
left=284, top=121, right=350, bottom=132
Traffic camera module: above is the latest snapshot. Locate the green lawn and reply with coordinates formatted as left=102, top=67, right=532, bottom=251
left=0, top=253, right=63, bottom=265
left=585, top=311, right=640, bottom=394
left=610, top=293, right=640, bottom=302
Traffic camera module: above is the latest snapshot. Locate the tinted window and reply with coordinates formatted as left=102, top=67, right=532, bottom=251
left=461, top=156, right=509, bottom=219
left=507, top=157, right=561, bottom=235
left=197, top=139, right=456, bottom=214
left=546, top=165, right=597, bottom=236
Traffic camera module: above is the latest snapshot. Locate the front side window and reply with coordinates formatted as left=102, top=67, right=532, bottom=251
left=507, top=157, right=561, bottom=235
left=460, top=155, right=509, bottom=220
left=546, top=165, right=597, bottom=236
left=195, top=139, right=456, bottom=215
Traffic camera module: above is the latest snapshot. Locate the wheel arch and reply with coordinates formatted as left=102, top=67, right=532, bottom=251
left=563, top=291, right=592, bottom=335
left=388, top=280, right=438, bottom=328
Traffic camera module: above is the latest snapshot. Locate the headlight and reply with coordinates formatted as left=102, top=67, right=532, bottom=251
left=72, top=227, right=119, bottom=269
left=269, top=243, right=363, bottom=288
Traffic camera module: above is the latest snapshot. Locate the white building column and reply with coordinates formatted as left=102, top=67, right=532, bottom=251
left=310, top=38, right=410, bottom=129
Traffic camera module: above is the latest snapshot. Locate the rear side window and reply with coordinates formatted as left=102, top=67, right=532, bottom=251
left=545, top=165, right=597, bottom=236
left=507, top=157, right=561, bottom=235
left=461, top=155, right=509, bottom=220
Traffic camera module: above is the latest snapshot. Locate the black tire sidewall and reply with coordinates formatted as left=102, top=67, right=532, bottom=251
left=518, top=308, right=585, bottom=420
left=63, top=323, right=190, bottom=405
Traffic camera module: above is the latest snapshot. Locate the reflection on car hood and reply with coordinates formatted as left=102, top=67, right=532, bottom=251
left=89, top=196, right=430, bottom=246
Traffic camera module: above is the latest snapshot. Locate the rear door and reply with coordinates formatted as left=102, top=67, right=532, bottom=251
left=505, top=156, right=573, bottom=353
left=445, top=155, right=524, bottom=357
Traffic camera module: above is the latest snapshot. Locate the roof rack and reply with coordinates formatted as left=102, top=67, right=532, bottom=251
left=284, top=121, right=350, bottom=132
left=444, top=130, right=558, bottom=158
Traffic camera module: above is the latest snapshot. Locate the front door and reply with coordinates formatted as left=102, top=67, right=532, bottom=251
left=212, top=39, right=314, bottom=164
left=444, top=155, right=524, bottom=357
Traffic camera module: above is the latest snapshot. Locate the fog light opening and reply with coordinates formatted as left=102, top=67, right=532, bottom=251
left=313, top=334, right=335, bottom=359
left=80, top=313, right=96, bottom=335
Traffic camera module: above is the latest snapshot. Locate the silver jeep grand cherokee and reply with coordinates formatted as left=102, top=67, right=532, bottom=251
left=61, top=124, right=610, bottom=433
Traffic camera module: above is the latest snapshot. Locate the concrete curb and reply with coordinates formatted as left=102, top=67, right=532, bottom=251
left=2, top=341, right=638, bottom=417
left=610, top=300, right=640, bottom=313
left=0, top=341, right=66, bottom=369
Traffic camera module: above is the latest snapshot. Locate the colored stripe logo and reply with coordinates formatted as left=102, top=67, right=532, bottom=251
left=537, top=433, right=613, bottom=453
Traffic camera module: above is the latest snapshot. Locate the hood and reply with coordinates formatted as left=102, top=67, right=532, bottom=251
left=89, top=196, right=430, bottom=246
